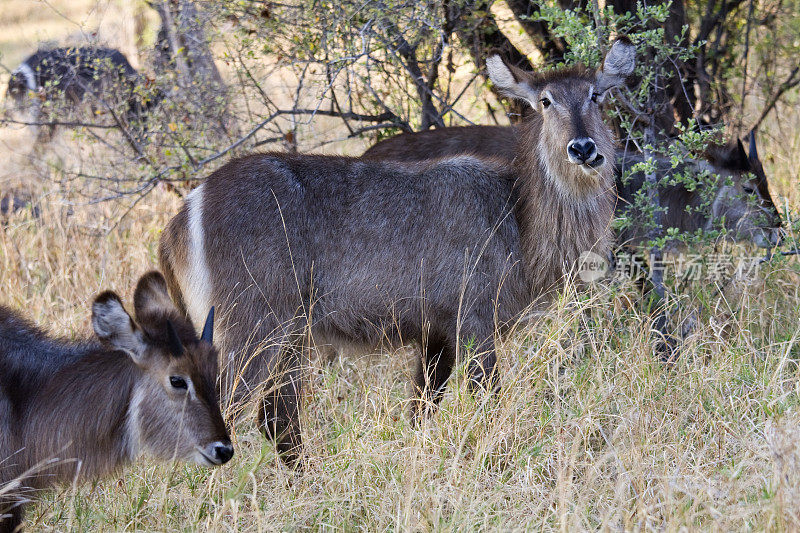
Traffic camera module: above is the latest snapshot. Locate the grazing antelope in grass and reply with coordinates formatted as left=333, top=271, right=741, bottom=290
left=4, top=47, right=158, bottom=143
left=0, top=272, right=232, bottom=533
left=158, top=39, right=635, bottom=462
left=364, top=127, right=782, bottom=249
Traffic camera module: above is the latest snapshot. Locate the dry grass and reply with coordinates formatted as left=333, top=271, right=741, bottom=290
left=0, top=0, right=148, bottom=70
left=5, top=197, right=800, bottom=530
left=3, top=0, right=800, bottom=531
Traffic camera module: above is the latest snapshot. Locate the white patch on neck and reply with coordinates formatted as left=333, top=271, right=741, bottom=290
left=13, top=62, right=36, bottom=91
left=534, top=137, right=610, bottom=213
left=536, top=138, right=583, bottom=205
left=184, top=184, right=213, bottom=333
left=707, top=184, right=734, bottom=231
left=125, top=385, right=144, bottom=460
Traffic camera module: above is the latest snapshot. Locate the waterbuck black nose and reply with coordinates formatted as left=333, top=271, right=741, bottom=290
left=567, top=138, right=597, bottom=164
left=209, top=441, right=234, bottom=465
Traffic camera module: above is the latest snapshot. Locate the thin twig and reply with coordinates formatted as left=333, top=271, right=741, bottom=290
left=737, top=0, right=755, bottom=131
left=749, top=66, right=800, bottom=133
left=0, top=118, right=119, bottom=129
left=760, top=248, right=800, bottom=264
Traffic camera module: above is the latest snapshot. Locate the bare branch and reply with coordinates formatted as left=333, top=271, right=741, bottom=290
left=279, top=108, right=402, bottom=123
left=0, top=118, right=119, bottom=129
left=750, top=65, right=800, bottom=133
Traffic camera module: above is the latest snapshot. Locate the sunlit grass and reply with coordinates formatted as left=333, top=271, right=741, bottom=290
left=3, top=181, right=800, bottom=529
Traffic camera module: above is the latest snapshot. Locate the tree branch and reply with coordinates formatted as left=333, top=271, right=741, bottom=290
left=750, top=65, right=800, bottom=133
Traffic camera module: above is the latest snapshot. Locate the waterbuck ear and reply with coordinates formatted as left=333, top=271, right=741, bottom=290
left=735, top=138, right=750, bottom=170
left=200, top=306, right=214, bottom=344
left=748, top=130, right=761, bottom=165
left=595, top=37, right=636, bottom=96
left=165, top=320, right=184, bottom=356
left=486, top=55, right=540, bottom=106
left=92, top=291, right=145, bottom=363
left=133, top=270, right=178, bottom=321
left=715, top=139, right=750, bottom=171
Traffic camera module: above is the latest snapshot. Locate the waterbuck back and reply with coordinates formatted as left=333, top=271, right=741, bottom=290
left=364, top=126, right=782, bottom=248
left=158, top=39, right=635, bottom=462
left=0, top=271, right=232, bottom=532
left=4, top=47, right=158, bottom=143
left=0, top=191, right=39, bottom=221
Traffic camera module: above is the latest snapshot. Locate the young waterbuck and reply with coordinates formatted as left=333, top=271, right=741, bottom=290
left=158, top=39, right=635, bottom=461
left=0, top=272, right=232, bottom=532
left=363, top=126, right=782, bottom=248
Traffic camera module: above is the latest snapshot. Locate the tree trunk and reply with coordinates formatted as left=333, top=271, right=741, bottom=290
left=505, top=0, right=566, bottom=61
left=448, top=0, right=534, bottom=122
left=153, top=0, right=237, bottom=137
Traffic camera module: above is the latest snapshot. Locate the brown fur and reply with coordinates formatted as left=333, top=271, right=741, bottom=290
left=364, top=125, right=783, bottom=248
left=510, top=114, right=614, bottom=296
left=0, top=272, right=231, bottom=532
left=158, top=42, right=634, bottom=462
left=160, top=208, right=191, bottom=318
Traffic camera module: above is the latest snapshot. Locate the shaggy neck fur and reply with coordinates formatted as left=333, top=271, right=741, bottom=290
left=512, top=116, right=616, bottom=298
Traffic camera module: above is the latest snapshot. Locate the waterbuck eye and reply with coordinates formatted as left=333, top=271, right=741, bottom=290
left=169, top=376, right=188, bottom=390
left=591, top=92, right=600, bottom=103
left=540, top=97, right=551, bottom=109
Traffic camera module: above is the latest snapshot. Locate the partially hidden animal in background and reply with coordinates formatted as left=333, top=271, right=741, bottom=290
left=4, top=47, right=160, bottom=143
left=158, top=39, right=635, bottom=463
left=615, top=134, right=782, bottom=249
left=363, top=126, right=782, bottom=249
left=0, top=271, right=232, bottom=533
left=0, top=192, right=39, bottom=220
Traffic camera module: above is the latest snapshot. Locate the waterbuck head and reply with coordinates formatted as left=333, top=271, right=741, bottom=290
left=91, top=271, right=233, bottom=467
left=487, top=38, right=635, bottom=196
left=4, top=65, right=35, bottom=118
left=707, top=131, right=783, bottom=248
left=5, top=74, right=28, bottom=107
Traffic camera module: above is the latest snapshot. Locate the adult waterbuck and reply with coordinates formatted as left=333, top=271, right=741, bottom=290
left=0, top=271, right=232, bottom=532
left=158, top=39, right=635, bottom=461
left=364, top=125, right=783, bottom=360
left=4, top=47, right=158, bottom=143
left=363, top=126, right=783, bottom=248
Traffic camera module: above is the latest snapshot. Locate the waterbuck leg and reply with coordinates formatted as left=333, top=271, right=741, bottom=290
left=466, top=337, right=499, bottom=393
left=651, top=305, right=678, bottom=363
left=257, top=345, right=303, bottom=466
left=623, top=248, right=679, bottom=362
left=29, top=101, right=48, bottom=146
left=412, top=335, right=455, bottom=419
left=637, top=260, right=679, bottom=362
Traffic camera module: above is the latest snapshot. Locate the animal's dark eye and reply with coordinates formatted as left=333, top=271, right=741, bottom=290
left=591, top=92, right=600, bottom=103
left=169, top=376, right=188, bottom=390
left=540, top=97, right=551, bottom=108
